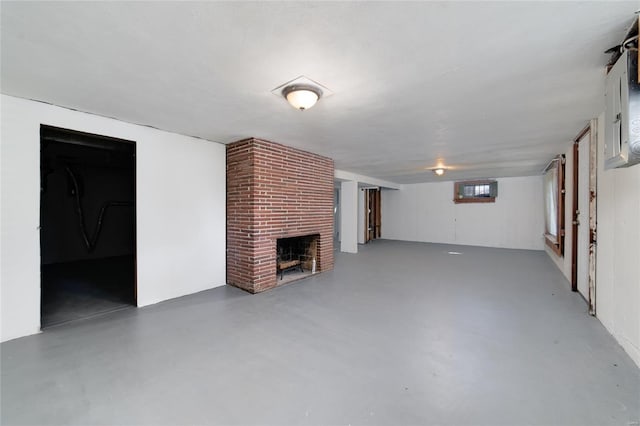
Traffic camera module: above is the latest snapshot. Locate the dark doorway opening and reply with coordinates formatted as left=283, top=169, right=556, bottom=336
left=364, top=188, right=381, bottom=243
left=40, top=125, right=136, bottom=328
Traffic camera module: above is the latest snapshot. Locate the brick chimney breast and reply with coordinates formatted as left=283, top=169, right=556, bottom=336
left=226, top=138, right=335, bottom=293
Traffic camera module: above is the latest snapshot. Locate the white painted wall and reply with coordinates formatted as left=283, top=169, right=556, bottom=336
left=593, top=113, right=640, bottom=367
left=544, top=114, right=640, bottom=368
left=382, top=176, right=545, bottom=250
left=334, top=170, right=400, bottom=190
left=340, top=181, right=358, bottom=253
left=1, top=95, right=226, bottom=342
left=335, top=169, right=400, bottom=252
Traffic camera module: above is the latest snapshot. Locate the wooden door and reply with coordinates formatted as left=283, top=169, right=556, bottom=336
left=576, top=132, right=590, bottom=300
left=571, top=122, right=597, bottom=315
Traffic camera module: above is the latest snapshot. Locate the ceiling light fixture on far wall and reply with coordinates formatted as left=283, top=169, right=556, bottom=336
left=272, top=76, right=333, bottom=111
left=433, top=168, right=446, bottom=176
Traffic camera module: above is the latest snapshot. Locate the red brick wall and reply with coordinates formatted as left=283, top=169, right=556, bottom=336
left=226, top=138, right=334, bottom=293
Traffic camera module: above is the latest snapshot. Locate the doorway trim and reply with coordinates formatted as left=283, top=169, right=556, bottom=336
left=571, top=139, right=579, bottom=293
left=570, top=122, right=597, bottom=315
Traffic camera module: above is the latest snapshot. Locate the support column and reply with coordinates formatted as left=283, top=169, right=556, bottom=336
left=358, top=189, right=365, bottom=244
left=340, top=180, right=358, bottom=253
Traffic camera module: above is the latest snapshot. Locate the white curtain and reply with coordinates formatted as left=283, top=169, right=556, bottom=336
left=544, top=166, right=558, bottom=239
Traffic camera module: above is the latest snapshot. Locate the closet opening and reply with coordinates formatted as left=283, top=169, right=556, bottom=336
left=40, top=125, right=136, bottom=328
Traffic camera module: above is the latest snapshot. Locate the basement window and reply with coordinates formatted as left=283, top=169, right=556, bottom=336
left=453, top=180, right=497, bottom=204
left=543, top=155, right=565, bottom=256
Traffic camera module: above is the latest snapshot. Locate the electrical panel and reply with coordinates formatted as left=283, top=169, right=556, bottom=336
left=604, top=49, right=640, bottom=169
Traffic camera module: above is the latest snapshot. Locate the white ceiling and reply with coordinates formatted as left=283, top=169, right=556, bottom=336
left=1, top=1, right=638, bottom=183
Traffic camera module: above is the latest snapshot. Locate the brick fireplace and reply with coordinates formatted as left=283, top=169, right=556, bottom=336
left=226, top=138, right=334, bottom=293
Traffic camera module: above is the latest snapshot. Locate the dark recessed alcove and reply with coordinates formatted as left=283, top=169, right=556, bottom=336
left=40, top=125, right=136, bottom=328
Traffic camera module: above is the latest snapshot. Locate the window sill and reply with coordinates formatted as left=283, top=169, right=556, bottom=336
left=453, top=197, right=496, bottom=204
left=545, top=233, right=563, bottom=256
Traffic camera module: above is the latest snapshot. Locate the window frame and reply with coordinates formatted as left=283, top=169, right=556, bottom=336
left=453, top=180, right=497, bottom=204
left=543, top=155, right=566, bottom=256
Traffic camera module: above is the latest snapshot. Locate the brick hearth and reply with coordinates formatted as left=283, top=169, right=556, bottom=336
left=226, top=138, right=334, bottom=293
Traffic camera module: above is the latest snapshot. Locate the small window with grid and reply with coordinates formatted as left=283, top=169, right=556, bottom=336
left=454, top=180, right=497, bottom=203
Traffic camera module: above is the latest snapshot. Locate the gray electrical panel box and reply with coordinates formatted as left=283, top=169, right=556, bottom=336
left=604, top=49, right=640, bottom=169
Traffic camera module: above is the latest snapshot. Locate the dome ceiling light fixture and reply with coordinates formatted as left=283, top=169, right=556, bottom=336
left=271, top=76, right=333, bottom=111
left=433, top=168, right=446, bottom=176
left=282, top=85, right=321, bottom=110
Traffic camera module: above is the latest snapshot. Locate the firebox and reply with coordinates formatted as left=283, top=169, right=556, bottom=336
left=276, top=234, right=319, bottom=282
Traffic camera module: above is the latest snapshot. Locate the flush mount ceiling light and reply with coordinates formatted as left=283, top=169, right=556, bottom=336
left=433, top=168, right=446, bottom=176
left=282, top=85, right=321, bottom=110
left=272, top=76, right=333, bottom=111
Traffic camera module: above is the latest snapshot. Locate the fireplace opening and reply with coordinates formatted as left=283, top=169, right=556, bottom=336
left=276, top=234, right=319, bottom=284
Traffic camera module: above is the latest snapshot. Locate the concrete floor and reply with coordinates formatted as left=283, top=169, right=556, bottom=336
left=2, top=240, right=639, bottom=425
left=41, top=256, right=136, bottom=327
